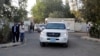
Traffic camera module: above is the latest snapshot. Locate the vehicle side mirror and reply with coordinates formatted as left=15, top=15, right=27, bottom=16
left=42, top=27, right=45, bottom=30
left=67, top=27, right=70, bottom=30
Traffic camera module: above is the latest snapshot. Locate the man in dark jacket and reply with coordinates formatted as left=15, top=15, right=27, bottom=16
left=12, top=22, right=20, bottom=42
left=16, top=23, right=20, bottom=42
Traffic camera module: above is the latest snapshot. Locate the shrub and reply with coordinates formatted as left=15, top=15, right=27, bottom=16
left=89, top=25, right=100, bottom=39
left=0, top=24, right=11, bottom=43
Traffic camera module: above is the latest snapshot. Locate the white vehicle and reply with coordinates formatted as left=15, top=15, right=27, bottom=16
left=39, top=22, right=69, bottom=47
left=37, top=24, right=45, bottom=33
left=34, top=24, right=39, bottom=31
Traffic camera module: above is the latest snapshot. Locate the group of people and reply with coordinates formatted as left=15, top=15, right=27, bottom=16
left=12, top=22, right=25, bottom=43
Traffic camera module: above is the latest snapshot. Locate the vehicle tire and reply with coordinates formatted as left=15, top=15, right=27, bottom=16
left=63, top=42, right=69, bottom=48
left=38, top=31, right=41, bottom=33
left=40, top=42, right=46, bottom=47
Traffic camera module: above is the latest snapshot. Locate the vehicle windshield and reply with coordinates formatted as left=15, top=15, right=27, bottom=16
left=39, top=25, right=45, bottom=27
left=45, top=23, right=66, bottom=29
left=35, top=24, right=39, bottom=27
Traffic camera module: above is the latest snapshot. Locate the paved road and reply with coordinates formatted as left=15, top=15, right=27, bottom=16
left=0, top=32, right=100, bottom=56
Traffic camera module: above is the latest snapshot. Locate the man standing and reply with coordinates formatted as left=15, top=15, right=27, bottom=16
left=19, top=22, right=25, bottom=43
left=29, top=22, right=33, bottom=32
left=12, top=22, right=19, bottom=42
left=16, top=23, right=20, bottom=42
left=87, top=23, right=91, bottom=36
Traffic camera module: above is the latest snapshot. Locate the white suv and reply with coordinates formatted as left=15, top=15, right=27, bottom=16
left=39, top=22, right=69, bottom=47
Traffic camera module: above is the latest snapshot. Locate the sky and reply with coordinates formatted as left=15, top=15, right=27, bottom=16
left=27, top=0, right=66, bottom=17
left=12, top=0, right=19, bottom=7
left=12, top=0, right=81, bottom=17
left=27, top=0, right=36, bottom=17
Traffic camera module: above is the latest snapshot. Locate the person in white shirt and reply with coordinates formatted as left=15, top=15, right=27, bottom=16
left=87, top=24, right=91, bottom=32
left=86, top=23, right=91, bottom=36
left=19, top=22, right=25, bottom=43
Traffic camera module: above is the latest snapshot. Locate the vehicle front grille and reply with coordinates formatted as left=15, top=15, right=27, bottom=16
left=47, top=32, right=60, bottom=37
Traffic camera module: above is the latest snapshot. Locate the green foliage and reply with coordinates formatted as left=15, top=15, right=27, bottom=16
left=81, top=0, right=100, bottom=23
left=31, top=2, right=46, bottom=23
left=0, top=0, right=12, bottom=19
left=18, top=0, right=27, bottom=21
left=0, top=24, right=11, bottom=43
left=71, top=0, right=100, bottom=38
left=89, top=24, right=100, bottom=38
left=64, top=3, right=75, bottom=18
left=80, top=0, right=100, bottom=38
left=0, top=0, right=11, bottom=43
left=42, top=0, right=63, bottom=14
left=0, top=0, right=27, bottom=22
left=4, top=0, right=11, bottom=5
left=16, top=8, right=27, bottom=22
left=31, top=0, right=74, bottom=23
left=0, top=0, right=28, bottom=43
left=49, top=11, right=64, bottom=18
left=34, top=18, right=42, bottom=23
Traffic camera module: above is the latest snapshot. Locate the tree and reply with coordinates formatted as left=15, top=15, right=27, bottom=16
left=49, top=11, right=65, bottom=18
left=0, top=0, right=12, bottom=43
left=80, top=0, right=100, bottom=38
left=32, top=0, right=63, bottom=22
left=73, top=0, right=100, bottom=38
left=0, top=0, right=28, bottom=43
left=63, top=3, right=75, bottom=18
left=69, top=0, right=83, bottom=22
left=31, top=0, right=74, bottom=23
left=17, top=0, right=27, bottom=21
left=31, top=2, right=46, bottom=23
left=48, top=1, right=75, bottom=18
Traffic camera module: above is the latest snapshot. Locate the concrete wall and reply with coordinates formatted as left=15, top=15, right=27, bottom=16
left=63, top=20, right=75, bottom=32
left=74, top=22, right=87, bottom=32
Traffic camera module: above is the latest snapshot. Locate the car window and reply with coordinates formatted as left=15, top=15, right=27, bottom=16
left=45, top=23, right=66, bottom=29
left=39, top=25, right=45, bottom=27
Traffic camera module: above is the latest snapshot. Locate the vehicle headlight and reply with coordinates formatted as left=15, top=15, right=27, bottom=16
left=62, top=33, right=68, bottom=41
left=40, top=31, right=45, bottom=36
left=63, top=33, right=68, bottom=37
left=64, top=33, right=67, bottom=36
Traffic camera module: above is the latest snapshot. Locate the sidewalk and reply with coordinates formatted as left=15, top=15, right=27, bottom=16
left=70, top=32, right=100, bottom=42
left=82, top=36, right=100, bottom=42
left=69, top=32, right=88, bottom=37
left=0, top=42, right=21, bottom=48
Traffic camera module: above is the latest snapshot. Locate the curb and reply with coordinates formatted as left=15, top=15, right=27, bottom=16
left=0, top=42, right=21, bottom=48
left=81, top=36, right=100, bottom=42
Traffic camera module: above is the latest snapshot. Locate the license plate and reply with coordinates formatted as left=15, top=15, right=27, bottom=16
left=50, top=38, right=56, bottom=42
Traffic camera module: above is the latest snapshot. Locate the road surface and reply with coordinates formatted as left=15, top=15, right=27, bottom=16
left=0, top=32, right=100, bottom=56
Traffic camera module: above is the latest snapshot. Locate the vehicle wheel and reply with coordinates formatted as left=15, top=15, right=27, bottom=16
left=63, top=42, right=69, bottom=48
left=38, top=31, right=41, bottom=33
left=40, top=42, right=46, bottom=47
